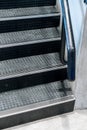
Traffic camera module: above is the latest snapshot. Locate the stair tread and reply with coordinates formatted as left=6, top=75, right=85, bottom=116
left=0, top=6, right=59, bottom=19
left=0, top=27, right=60, bottom=47
left=0, top=80, right=73, bottom=112
left=0, top=53, right=65, bottom=79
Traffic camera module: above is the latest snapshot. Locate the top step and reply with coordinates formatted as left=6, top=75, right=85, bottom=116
left=0, top=0, right=56, bottom=9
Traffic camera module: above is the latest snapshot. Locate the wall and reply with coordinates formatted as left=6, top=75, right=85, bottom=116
left=59, top=0, right=87, bottom=109
left=68, top=0, right=86, bottom=54
left=68, top=0, right=87, bottom=109
left=59, top=0, right=86, bottom=54
left=75, top=11, right=87, bottom=109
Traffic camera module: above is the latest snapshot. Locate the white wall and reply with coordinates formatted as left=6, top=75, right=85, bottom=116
left=68, top=1, right=87, bottom=109
left=68, top=0, right=86, bottom=54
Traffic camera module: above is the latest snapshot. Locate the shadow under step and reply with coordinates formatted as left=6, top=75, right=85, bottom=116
left=0, top=6, right=60, bottom=33
left=0, top=27, right=61, bottom=60
left=0, top=53, right=67, bottom=92
left=0, top=0, right=56, bottom=9
left=0, top=80, right=75, bottom=129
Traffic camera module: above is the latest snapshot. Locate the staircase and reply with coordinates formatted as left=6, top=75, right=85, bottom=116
left=0, top=0, right=75, bottom=129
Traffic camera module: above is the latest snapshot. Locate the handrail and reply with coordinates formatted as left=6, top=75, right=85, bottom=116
left=84, top=0, right=87, bottom=4
left=60, top=0, right=76, bottom=81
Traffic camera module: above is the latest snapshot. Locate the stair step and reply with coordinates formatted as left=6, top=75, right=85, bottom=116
left=0, top=6, right=59, bottom=20
left=0, top=0, right=56, bottom=9
left=0, top=27, right=61, bottom=60
left=0, top=53, right=67, bottom=92
left=0, top=6, right=60, bottom=33
left=0, top=80, right=75, bottom=129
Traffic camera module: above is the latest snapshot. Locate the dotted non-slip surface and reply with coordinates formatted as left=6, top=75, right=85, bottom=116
left=0, top=27, right=60, bottom=45
left=0, top=6, right=58, bottom=18
left=0, top=53, right=62, bottom=78
left=0, top=80, right=72, bottom=111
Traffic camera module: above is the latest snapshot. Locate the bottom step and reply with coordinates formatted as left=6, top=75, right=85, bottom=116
left=0, top=80, right=75, bottom=129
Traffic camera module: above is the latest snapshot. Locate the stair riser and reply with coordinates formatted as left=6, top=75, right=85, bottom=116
left=0, top=68, right=67, bottom=92
left=0, top=100, right=75, bottom=129
left=0, top=40, right=61, bottom=61
left=0, top=0, right=56, bottom=9
left=0, top=16, right=60, bottom=33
